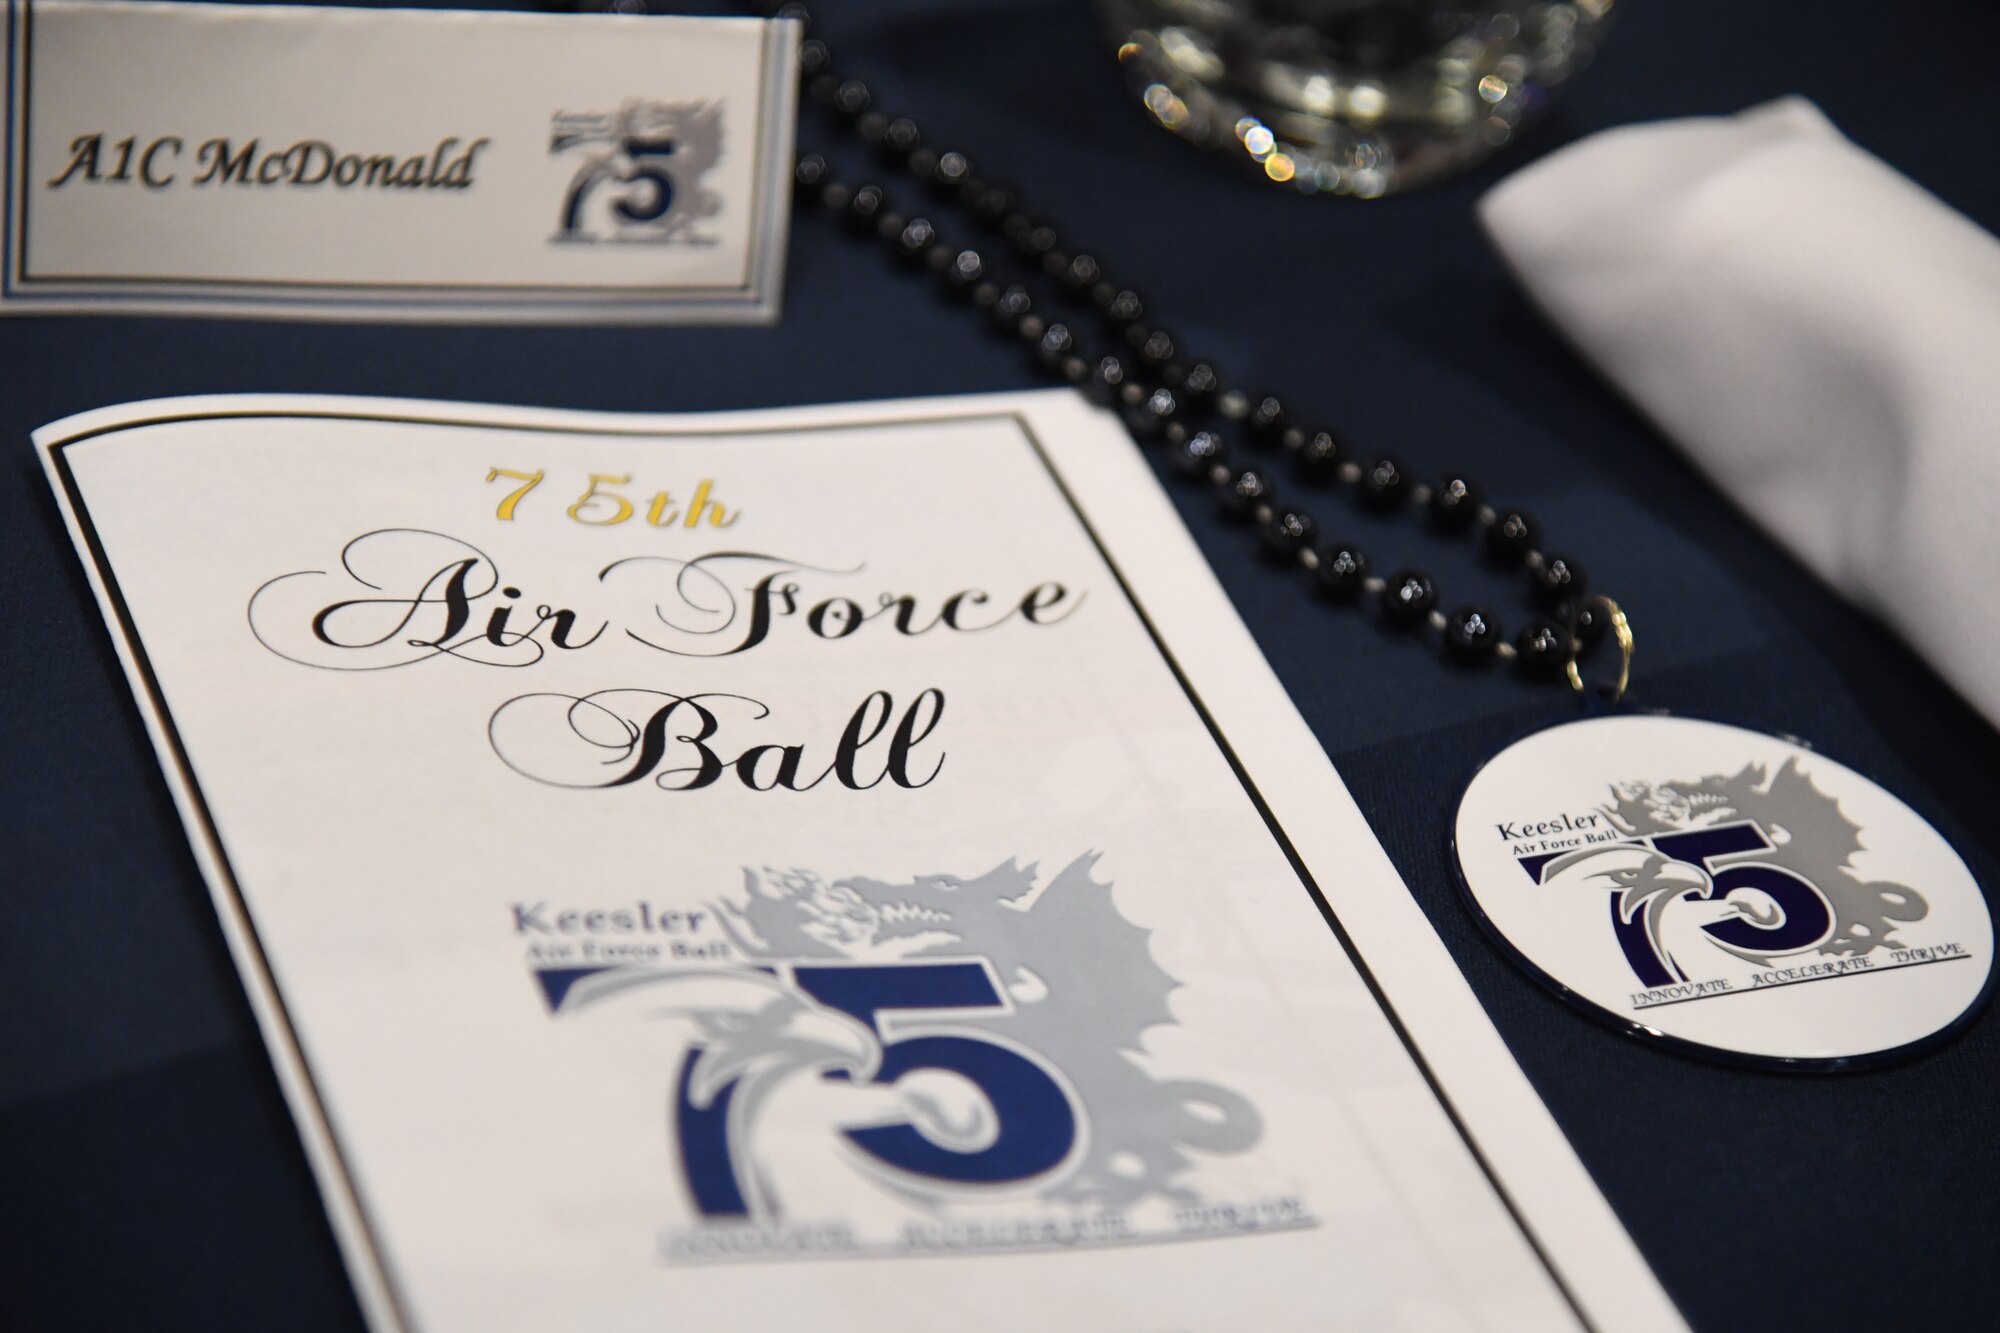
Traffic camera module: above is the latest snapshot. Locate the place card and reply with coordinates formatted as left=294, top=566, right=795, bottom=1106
left=4, top=2, right=796, bottom=321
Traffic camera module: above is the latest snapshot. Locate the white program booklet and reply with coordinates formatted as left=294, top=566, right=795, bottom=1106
left=38, top=391, right=1683, bottom=1333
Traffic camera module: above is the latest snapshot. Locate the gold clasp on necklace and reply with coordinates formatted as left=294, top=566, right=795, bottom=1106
left=1566, top=595, right=1634, bottom=705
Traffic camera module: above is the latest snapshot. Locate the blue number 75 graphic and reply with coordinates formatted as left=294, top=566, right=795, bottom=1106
left=1612, top=824, right=1833, bottom=985
left=677, top=961, right=1080, bottom=1219
left=559, top=135, right=677, bottom=236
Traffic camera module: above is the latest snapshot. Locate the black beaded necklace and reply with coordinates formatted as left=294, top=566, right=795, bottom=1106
left=581, top=4, right=1998, bottom=1071
left=760, top=0, right=1620, bottom=691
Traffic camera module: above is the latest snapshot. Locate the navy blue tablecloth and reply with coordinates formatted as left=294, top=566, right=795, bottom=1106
left=6, top=2, right=1999, bottom=1328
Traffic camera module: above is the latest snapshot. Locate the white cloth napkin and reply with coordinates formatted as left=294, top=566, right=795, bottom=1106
left=1479, top=97, right=2000, bottom=725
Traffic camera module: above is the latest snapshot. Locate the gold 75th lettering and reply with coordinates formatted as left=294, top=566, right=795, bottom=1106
left=486, top=467, right=738, bottom=529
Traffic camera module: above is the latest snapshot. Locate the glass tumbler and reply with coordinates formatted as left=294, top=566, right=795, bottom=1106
left=1099, top=0, right=1612, bottom=196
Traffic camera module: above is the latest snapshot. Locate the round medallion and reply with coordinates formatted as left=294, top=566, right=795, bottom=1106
left=1453, top=714, right=1994, bottom=1068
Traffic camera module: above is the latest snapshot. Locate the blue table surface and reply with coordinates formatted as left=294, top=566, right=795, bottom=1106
left=6, top=1, right=2000, bottom=1328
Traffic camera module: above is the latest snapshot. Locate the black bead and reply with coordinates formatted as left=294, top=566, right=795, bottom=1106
left=817, top=179, right=852, bottom=213
left=797, top=37, right=833, bottom=79
left=883, top=117, right=923, bottom=158
left=806, top=73, right=842, bottom=108
left=1137, top=328, right=1177, bottom=366
left=1515, top=619, right=1571, bottom=676
left=1380, top=570, right=1437, bottom=629
left=1315, top=544, right=1369, bottom=601
left=1293, top=429, right=1343, bottom=484
left=1061, top=355, right=1090, bottom=385
left=932, top=151, right=973, bottom=192
left=792, top=153, right=830, bottom=203
left=890, top=216, right=936, bottom=264
left=1060, top=254, right=1102, bottom=294
left=988, top=284, right=1032, bottom=334
left=1430, top=475, right=1482, bottom=532
left=905, top=147, right=940, bottom=182
left=937, top=248, right=985, bottom=297
left=1039, top=249, right=1073, bottom=281
left=966, top=180, right=1018, bottom=227
left=832, top=79, right=872, bottom=118
left=1095, top=286, right=1146, bottom=330
left=1172, top=429, right=1229, bottom=478
left=855, top=110, right=890, bottom=150
left=842, top=183, right=886, bottom=232
left=1085, top=354, right=1132, bottom=406
left=1553, top=596, right=1607, bottom=649
left=1485, top=508, right=1540, bottom=563
left=1170, top=360, right=1221, bottom=412
left=1034, top=321, right=1077, bottom=369
left=1246, top=394, right=1287, bottom=446
left=1215, top=467, right=1274, bottom=522
left=1443, top=605, right=1502, bottom=663
left=1359, top=456, right=1411, bottom=511
left=1532, top=554, right=1588, bottom=610
left=1124, top=386, right=1181, bottom=438
left=1259, top=507, right=1318, bottom=561
left=1004, top=215, right=1059, bottom=259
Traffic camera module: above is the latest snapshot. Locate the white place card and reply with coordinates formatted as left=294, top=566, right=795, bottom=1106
left=3, top=2, right=797, bottom=321
left=39, top=390, right=1684, bottom=1333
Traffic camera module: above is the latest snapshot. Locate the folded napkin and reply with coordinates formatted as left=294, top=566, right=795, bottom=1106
left=1479, top=97, right=2000, bottom=726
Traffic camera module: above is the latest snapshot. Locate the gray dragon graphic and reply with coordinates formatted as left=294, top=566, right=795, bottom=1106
left=1599, top=758, right=1928, bottom=958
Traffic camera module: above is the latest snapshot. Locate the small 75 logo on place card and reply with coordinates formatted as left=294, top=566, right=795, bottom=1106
left=549, top=100, right=726, bottom=246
